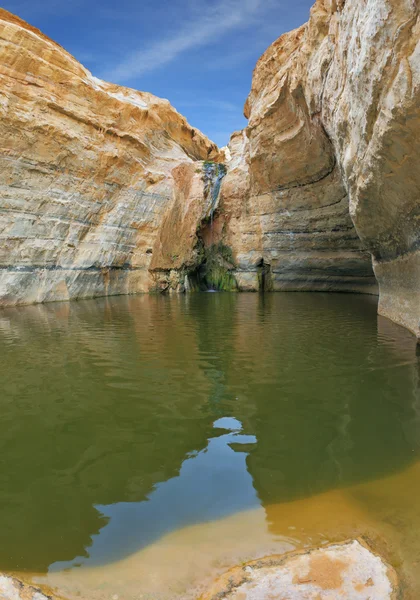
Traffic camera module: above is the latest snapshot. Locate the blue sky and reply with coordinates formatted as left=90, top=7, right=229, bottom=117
left=2, top=0, right=313, bottom=147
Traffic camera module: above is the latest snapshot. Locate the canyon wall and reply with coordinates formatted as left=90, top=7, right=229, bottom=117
left=0, top=9, right=221, bottom=305
left=1, top=2, right=420, bottom=339
left=317, top=0, right=420, bottom=339
left=218, top=0, right=420, bottom=337
left=217, top=18, right=378, bottom=295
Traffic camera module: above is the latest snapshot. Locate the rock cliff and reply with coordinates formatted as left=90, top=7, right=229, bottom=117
left=217, top=10, right=377, bottom=295
left=217, top=0, right=420, bottom=337
left=0, top=9, right=221, bottom=305
left=1, top=1, right=420, bottom=339
left=314, top=0, right=420, bottom=339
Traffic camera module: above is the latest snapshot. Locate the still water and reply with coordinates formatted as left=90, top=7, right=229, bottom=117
left=1, top=293, right=420, bottom=598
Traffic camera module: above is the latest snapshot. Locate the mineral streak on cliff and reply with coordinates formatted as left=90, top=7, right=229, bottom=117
left=202, top=161, right=227, bottom=222
left=0, top=8, right=221, bottom=306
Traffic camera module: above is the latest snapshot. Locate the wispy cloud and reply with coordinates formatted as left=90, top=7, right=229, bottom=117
left=102, top=0, right=268, bottom=83
left=205, top=45, right=263, bottom=72
left=175, top=99, right=240, bottom=112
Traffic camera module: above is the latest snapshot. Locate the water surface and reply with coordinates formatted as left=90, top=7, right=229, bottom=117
left=1, top=293, right=420, bottom=596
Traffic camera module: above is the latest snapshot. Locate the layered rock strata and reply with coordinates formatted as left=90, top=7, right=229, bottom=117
left=218, top=0, right=420, bottom=336
left=217, top=18, right=377, bottom=294
left=316, top=0, right=420, bottom=338
left=0, top=9, right=220, bottom=305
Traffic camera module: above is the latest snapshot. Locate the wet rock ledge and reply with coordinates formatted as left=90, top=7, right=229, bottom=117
left=0, top=575, right=56, bottom=600
left=201, top=540, right=399, bottom=600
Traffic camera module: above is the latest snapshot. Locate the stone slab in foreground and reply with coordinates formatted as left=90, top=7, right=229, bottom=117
left=201, top=540, right=398, bottom=600
left=0, top=575, right=55, bottom=600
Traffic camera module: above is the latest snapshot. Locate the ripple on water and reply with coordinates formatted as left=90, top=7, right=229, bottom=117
left=0, top=293, right=419, bottom=597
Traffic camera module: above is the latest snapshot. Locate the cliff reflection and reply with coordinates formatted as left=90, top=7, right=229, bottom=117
left=0, top=293, right=419, bottom=574
left=0, top=296, right=215, bottom=571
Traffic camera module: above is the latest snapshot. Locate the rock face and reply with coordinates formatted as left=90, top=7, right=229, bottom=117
left=201, top=540, right=399, bottom=600
left=316, top=0, right=420, bottom=338
left=218, top=0, right=420, bottom=336
left=217, top=21, right=378, bottom=294
left=0, top=9, right=220, bottom=306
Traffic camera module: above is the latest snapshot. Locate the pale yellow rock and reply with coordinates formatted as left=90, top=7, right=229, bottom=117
left=1, top=0, right=420, bottom=337
left=0, top=575, right=56, bottom=600
left=0, top=9, right=221, bottom=306
left=317, top=0, right=420, bottom=338
left=219, top=0, right=420, bottom=334
left=218, top=15, right=378, bottom=294
left=201, top=540, right=399, bottom=600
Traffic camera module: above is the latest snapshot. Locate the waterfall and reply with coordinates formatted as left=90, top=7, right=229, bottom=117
left=195, top=161, right=235, bottom=292
left=203, top=161, right=227, bottom=222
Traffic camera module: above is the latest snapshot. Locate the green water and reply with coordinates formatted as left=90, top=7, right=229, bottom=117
left=0, top=292, right=419, bottom=576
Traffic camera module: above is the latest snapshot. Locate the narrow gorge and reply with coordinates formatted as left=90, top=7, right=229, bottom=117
left=1, top=0, right=419, bottom=338
left=1, top=2, right=420, bottom=598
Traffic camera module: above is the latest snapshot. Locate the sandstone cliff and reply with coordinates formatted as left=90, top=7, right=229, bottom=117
left=0, top=9, right=221, bottom=305
left=1, top=2, right=420, bottom=340
left=314, top=0, right=420, bottom=339
left=216, top=13, right=377, bottom=295
left=217, top=0, right=420, bottom=337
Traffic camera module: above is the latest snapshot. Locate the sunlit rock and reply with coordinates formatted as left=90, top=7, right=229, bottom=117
left=218, top=24, right=378, bottom=294
left=218, top=0, right=420, bottom=336
left=1, top=0, right=420, bottom=338
left=315, top=0, right=420, bottom=339
left=0, top=9, right=221, bottom=306
left=0, top=575, right=55, bottom=600
left=201, top=540, right=399, bottom=600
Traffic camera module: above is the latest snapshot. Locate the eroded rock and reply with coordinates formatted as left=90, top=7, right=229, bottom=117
left=218, top=0, right=420, bottom=336
left=318, top=0, right=420, bottom=339
left=217, top=19, right=378, bottom=294
left=0, top=9, right=221, bottom=306
left=201, top=540, right=398, bottom=600
left=0, top=575, right=55, bottom=600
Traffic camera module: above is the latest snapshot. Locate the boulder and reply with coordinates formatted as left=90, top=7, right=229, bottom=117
left=201, top=540, right=399, bottom=600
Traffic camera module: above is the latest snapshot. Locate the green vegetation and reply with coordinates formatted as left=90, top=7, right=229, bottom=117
left=191, top=242, right=237, bottom=292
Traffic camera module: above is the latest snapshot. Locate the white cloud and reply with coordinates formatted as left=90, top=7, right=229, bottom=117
left=175, top=99, right=240, bottom=112
left=102, top=0, right=266, bottom=83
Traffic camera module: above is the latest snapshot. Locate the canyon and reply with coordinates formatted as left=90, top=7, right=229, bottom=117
left=0, top=0, right=419, bottom=338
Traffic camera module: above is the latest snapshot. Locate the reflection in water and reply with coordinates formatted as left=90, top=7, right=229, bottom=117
left=43, top=463, right=420, bottom=600
left=1, top=293, right=420, bottom=597
left=52, top=418, right=257, bottom=570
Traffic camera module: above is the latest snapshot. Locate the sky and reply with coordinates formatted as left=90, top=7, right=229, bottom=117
left=2, top=0, right=313, bottom=148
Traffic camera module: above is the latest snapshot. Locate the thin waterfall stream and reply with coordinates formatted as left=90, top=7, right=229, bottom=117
left=203, top=161, right=227, bottom=235
left=201, top=161, right=228, bottom=291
